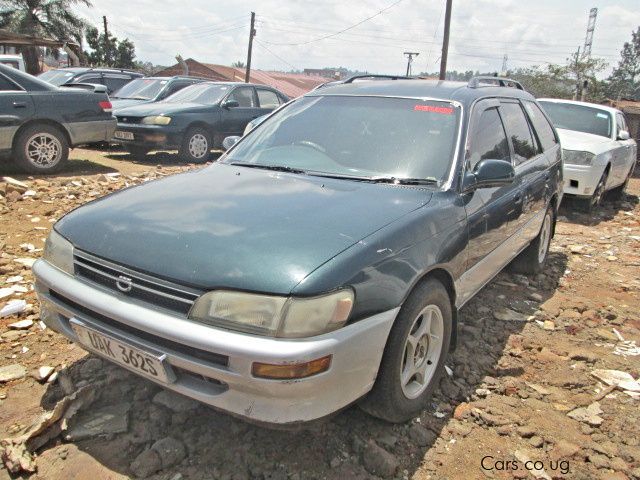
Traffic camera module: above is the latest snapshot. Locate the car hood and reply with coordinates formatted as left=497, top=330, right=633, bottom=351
left=111, top=98, right=148, bottom=112
left=114, top=102, right=212, bottom=117
left=55, top=164, right=432, bottom=294
left=557, top=128, right=613, bottom=154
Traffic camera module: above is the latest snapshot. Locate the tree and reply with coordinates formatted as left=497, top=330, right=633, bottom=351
left=607, top=27, right=640, bottom=100
left=84, top=25, right=136, bottom=68
left=231, top=60, right=245, bottom=68
left=509, top=53, right=607, bottom=101
left=0, top=0, right=91, bottom=74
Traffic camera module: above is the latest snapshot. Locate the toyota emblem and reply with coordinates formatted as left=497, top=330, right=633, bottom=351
left=116, top=275, right=133, bottom=293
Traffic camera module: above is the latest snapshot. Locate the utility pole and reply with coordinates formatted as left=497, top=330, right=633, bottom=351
left=573, top=46, right=581, bottom=100
left=439, top=0, right=453, bottom=80
left=404, top=52, right=419, bottom=76
left=102, top=16, right=109, bottom=66
left=245, top=12, right=256, bottom=83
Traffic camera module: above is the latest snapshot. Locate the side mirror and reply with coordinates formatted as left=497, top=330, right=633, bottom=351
left=463, top=159, right=515, bottom=191
left=617, top=130, right=630, bottom=141
left=222, top=136, right=241, bottom=151
left=222, top=99, right=240, bottom=109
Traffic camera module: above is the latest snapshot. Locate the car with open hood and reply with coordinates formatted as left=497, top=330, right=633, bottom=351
left=538, top=98, right=636, bottom=210
left=33, top=76, right=562, bottom=425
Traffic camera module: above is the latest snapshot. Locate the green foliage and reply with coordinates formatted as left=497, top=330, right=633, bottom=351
left=606, top=27, right=640, bottom=100
left=84, top=25, right=136, bottom=68
left=231, top=61, right=245, bottom=68
left=0, top=0, right=91, bottom=73
left=134, top=61, right=166, bottom=75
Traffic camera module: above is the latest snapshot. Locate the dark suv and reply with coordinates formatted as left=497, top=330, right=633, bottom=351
left=34, top=76, right=562, bottom=425
left=38, top=67, right=143, bottom=95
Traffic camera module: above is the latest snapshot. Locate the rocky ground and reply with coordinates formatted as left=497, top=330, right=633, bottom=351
left=0, top=148, right=639, bottom=480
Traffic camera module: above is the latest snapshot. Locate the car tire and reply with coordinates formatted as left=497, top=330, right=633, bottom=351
left=359, top=278, right=452, bottom=423
left=609, top=169, right=632, bottom=201
left=125, top=145, right=151, bottom=158
left=585, top=169, right=608, bottom=212
left=13, top=124, right=69, bottom=174
left=179, top=127, right=211, bottom=163
left=510, top=205, right=554, bottom=275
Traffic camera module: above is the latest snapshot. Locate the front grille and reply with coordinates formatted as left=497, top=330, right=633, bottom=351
left=116, top=116, right=142, bottom=124
left=49, top=290, right=229, bottom=367
left=74, top=250, right=201, bottom=315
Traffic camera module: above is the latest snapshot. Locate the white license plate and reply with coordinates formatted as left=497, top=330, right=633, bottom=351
left=114, top=130, right=134, bottom=140
left=71, top=321, right=171, bottom=383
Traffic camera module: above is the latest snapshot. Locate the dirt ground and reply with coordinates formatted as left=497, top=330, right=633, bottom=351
left=1, top=148, right=639, bottom=480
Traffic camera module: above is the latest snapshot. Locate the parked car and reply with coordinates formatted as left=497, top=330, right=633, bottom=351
left=111, top=76, right=207, bottom=112
left=112, top=81, right=289, bottom=161
left=0, top=64, right=116, bottom=173
left=538, top=99, right=637, bottom=209
left=33, top=76, right=562, bottom=425
left=0, top=54, right=25, bottom=71
left=38, top=67, right=143, bottom=95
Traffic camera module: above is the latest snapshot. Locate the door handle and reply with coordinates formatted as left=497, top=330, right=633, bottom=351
left=12, top=102, right=27, bottom=108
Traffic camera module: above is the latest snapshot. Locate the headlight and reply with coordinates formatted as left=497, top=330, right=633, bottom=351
left=563, top=150, right=595, bottom=166
left=189, top=289, right=354, bottom=338
left=43, top=230, right=74, bottom=275
left=141, top=115, right=171, bottom=125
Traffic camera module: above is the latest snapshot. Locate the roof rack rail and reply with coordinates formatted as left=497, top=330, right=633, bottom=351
left=343, top=74, right=415, bottom=83
left=467, top=76, right=524, bottom=90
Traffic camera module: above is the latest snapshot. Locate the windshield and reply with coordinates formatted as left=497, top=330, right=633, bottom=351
left=112, top=78, right=166, bottom=99
left=539, top=101, right=612, bottom=138
left=222, top=95, right=460, bottom=184
left=163, top=83, right=229, bottom=104
left=38, top=69, right=76, bottom=86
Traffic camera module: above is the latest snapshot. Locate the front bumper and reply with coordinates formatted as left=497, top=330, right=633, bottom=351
left=562, top=163, right=606, bottom=197
left=112, top=124, right=183, bottom=149
left=67, top=118, right=117, bottom=145
left=33, top=259, right=396, bottom=424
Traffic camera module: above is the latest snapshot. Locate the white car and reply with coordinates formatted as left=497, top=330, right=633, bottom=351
left=538, top=98, right=636, bottom=209
left=0, top=54, right=25, bottom=71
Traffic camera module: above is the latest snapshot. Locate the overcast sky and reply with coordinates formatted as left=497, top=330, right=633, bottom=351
left=77, top=0, right=640, bottom=77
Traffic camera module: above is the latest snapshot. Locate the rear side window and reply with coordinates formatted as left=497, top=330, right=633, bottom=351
left=500, top=102, right=538, bottom=165
left=103, top=75, right=131, bottom=94
left=0, top=74, right=20, bottom=91
left=467, top=107, right=510, bottom=170
left=523, top=101, right=558, bottom=152
left=77, top=75, right=103, bottom=85
left=257, top=89, right=281, bottom=108
left=229, top=86, right=255, bottom=107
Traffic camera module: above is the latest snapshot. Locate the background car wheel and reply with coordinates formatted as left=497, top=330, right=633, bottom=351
left=13, top=124, right=69, bottom=174
left=124, top=145, right=151, bottom=158
left=179, top=127, right=211, bottom=163
left=510, top=205, right=554, bottom=275
left=585, top=169, right=608, bottom=212
left=609, top=170, right=632, bottom=201
left=359, top=278, right=452, bottom=423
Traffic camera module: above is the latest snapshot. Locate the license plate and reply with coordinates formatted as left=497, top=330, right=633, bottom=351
left=114, top=130, right=134, bottom=140
left=70, top=321, right=171, bottom=383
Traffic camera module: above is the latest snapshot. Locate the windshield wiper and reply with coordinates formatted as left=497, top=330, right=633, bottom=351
left=228, top=162, right=307, bottom=174
left=370, top=176, right=439, bottom=186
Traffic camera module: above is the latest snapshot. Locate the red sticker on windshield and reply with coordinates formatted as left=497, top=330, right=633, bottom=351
left=414, top=105, right=453, bottom=114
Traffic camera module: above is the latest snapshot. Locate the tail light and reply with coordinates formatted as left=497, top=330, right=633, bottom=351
left=99, top=101, right=112, bottom=112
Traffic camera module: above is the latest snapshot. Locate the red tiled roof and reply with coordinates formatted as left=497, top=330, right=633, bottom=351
left=157, top=59, right=326, bottom=98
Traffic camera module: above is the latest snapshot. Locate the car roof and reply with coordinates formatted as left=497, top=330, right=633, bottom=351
left=538, top=98, right=621, bottom=116
left=51, top=67, right=142, bottom=75
left=307, top=79, right=536, bottom=106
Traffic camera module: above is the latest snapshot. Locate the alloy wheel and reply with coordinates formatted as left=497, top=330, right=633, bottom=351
left=25, top=133, right=62, bottom=168
left=400, top=304, right=444, bottom=399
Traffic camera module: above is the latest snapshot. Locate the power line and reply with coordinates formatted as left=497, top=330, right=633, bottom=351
left=110, top=23, right=248, bottom=43
left=254, top=40, right=298, bottom=70
left=261, top=0, right=406, bottom=46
